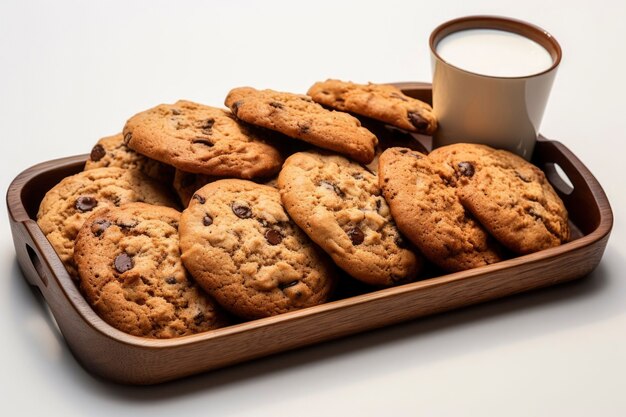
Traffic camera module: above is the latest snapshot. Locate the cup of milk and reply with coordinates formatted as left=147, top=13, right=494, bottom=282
left=429, top=16, right=561, bottom=159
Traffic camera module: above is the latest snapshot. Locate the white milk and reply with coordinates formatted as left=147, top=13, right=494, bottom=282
left=436, top=29, right=553, bottom=77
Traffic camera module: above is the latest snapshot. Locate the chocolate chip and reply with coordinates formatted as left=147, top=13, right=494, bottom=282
left=166, top=277, right=177, bottom=284
left=90, top=144, right=106, bottom=162
left=352, top=172, right=363, bottom=180
left=198, top=118, right=215, bottom=133
left=194, top=312, right=205, bottom=325
left=408, top=111, right=429, bottom=131
left=399, top=149, right=408, bottom=154
left=114, top=253, right=133, bottom=273
left=457, top=161, right=475, bottom=177
left=375, top=199, right=382, bottom=212
left=269, top=101, right=284, bottom=109
left=192, top=194, right=206, bottom=204
left=75, top=196, right=97, bottom=212
left=347, top=227, right=364, bottom=245
left=265, top=229, right=283, bottom=245
left=171, top=108, right=181, bottom=115
left=123, top=132, right=132, bottom=144
left=279, top=280, right=299, bottom=290
left=298, top=123, right=310, bottom=134
left=319, top=180, right=345, bottom=197
left=231, top=100, right=243, bottom=116
left=202, top=214, right=213, bottom=226
left=91, top=219, right=111, bottom=236
left=232, top=202, right=252, bottom=219
left=192, top=138, right=213, bottom=147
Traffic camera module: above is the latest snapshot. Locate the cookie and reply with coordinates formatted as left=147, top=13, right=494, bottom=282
left=37, top=167, right=179, bottom=277
left=224, top=87, right=378, bottom=164
left=307, top=79, right=437, bottom=135
left=74, top=203, right=228, bottom=338
left=378, top=147, right=503, bottom=272
left=278, top=151, right=421, bottom=286
left=429, top=143, right=569, bottom=253
left=84, top=133, right=174, bottom=183
left=179, top=179, right=335, bottom=319
left=173, top=169, right=278, bottom=207
left=123, top=100, right=283, bottom=179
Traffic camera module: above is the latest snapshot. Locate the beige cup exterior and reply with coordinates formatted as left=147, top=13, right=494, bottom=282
left=430, top=16, right=561, bottom=160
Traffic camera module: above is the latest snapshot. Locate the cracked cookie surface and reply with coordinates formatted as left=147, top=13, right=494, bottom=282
left=429, top=143, right=569, bottom=253
left=123, top=100, right=283, bottom=178
left=278, top=151, right=421, bottom=286
left=179, top=179, right=335, bottom=319
left=74, top=203, right=228, bottom=338
left=308, top=79, right=437, bottom=135
left=84, top=133, right=174, bottom=183
left=224, top=87, right=377, bottom=164
left=379, top=147, right=503, bottom=272
left=37, top=167, right=179, bottom=277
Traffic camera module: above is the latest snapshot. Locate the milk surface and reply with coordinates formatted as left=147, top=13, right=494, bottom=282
left=436, top=29, right=553, bottom=77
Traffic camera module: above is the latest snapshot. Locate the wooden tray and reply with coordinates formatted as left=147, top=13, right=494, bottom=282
left=6, top=83, right=613, bottom=385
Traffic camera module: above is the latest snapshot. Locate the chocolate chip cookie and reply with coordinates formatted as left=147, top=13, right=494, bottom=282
left=278, top=151, right=421, bottom=286
left=37, top=167, right=179, bottom=277
left=123, top=100, right=283, bottom=179
left=379, top=147, right=503, bottom=272
left=429, top=143, right=570, bottom=253
left=307, top=79, right=437, bottom=135
left=179, top=179, right=335, bottom=319
left=74, top=203, right=228, bottom=338
left=224, top=87, right=378, bottom=164
left=84, top=133, right=174, bottom=183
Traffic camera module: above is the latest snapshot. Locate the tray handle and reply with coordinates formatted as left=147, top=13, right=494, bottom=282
left=10, top=217, right=72, bottom=298
left=533, top=136, right=612, bottom=235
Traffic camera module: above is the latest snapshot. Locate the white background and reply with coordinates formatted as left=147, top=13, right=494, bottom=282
left=1, top=0, right=625, bottom=415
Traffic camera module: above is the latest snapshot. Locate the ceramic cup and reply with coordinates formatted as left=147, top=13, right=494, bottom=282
left=429, top=16, right=562, bottom=159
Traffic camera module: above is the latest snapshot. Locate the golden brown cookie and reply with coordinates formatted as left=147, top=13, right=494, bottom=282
left=84, top=133, right=174, bottom=183
left=307, top=79, right=437, bottom=134
left=74, top=203, right=228, bottom=338
left=379, top=147, right=503, bottom=272
left=429, top=143, right=569, bottom=253
left=37, top=167, right=178, bottom=277
left=278, top=151, right=421, bottom=286
left=179, top=179, right=335, bottom=319
left=123, top=100, right=283, bottom=178
left=224, top=87, right=378, bottom=164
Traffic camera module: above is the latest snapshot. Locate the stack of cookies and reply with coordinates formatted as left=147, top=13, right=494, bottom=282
left=37, top=79, right=569, bottom=339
